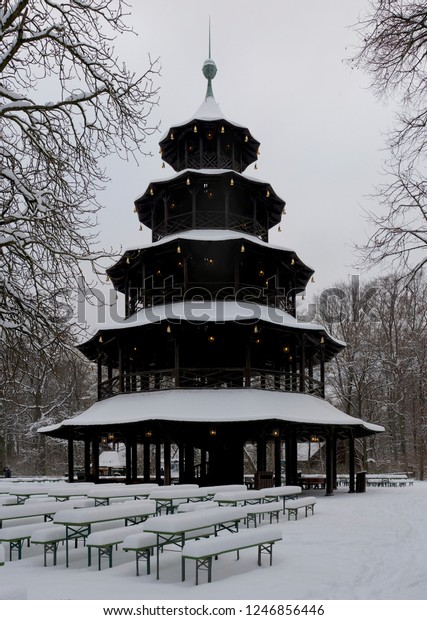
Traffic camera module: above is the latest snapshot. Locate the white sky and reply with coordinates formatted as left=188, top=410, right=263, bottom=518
left=95, top=0, right=395, bottom=307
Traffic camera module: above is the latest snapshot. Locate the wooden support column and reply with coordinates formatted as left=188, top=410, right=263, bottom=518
left=84, top=439, right=91, bottom=481
left=184, top=443, right=194, bottom=483
left=131, top=441, right=138, bottom=482
left=274, top=434, right=281, bottom=487
left=163, top=438, right=171, bottom=486
left=200, top=449, right=207, bottom=485
left=97, top=357, right=102, bottom=400
left=348, top=430, right=355, bottom=493
left=67, top=437, right=74, bottom=483
left=256, top=434, right=267, bottom=473
left=92, top=438, right=99, bottom=483
left=299, top=336, right=306, bottom=393
left=325, top=432, right=334, bottom=496
left=155, top=441, right=162, bottom=484
left=178, top=442, right=185, bottom=482
left=285, top=427, right=298, bottom=485
left=143, top=440, right=151, bottom=482
left=320, top=346, right=325, bottom=398
left=118, top=346, right=124, bottom=393
left=125, top=438, right=132, bottom=484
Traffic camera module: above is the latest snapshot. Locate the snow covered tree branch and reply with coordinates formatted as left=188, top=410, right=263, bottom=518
left=0, top=0, right=160, bottom=350
left=352, top=0, right=427, bottom=280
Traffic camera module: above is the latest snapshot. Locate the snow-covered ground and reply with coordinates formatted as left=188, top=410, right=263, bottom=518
left=0, top=482, right=426, bottom=602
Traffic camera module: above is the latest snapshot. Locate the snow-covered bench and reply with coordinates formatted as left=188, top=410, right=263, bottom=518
left=122, top=531, right=160, bottom=576
left=245, top=501, right=282, bottom=528
left=284, top=497, right=316, bottom=520
left=30, top=525, right=69, bottom=566
left=0, top=523, right=46, bottom=560
left=86, top=524, right=147, bottom=570
left=181, top=525, right=283, bottom=585
left=122, top=525, right=215, bottom=576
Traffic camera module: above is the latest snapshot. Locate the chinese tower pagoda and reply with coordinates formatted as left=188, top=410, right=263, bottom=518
left=40, top=49, right=383, bottom=494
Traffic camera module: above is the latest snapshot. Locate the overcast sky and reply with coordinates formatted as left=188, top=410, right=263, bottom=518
left=94, top=0, right=396, bottom=312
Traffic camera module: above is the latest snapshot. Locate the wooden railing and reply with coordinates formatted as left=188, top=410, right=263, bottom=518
left=98, top=367, right=324, bottom=401
left=152, top=211, right=268, bottom=242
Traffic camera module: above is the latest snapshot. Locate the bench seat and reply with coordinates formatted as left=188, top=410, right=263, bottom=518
left=122, top=526, right=216, bottom=576
left=284, top=497, right=316, bottom=520
left=0, top=523, right=45, bottom=560
left=86, top=524, right=147, bottom=570
left=246, top=501, right=282, bottom=527
left=181, top=525, right=282, bottom=584
left=30, top=525, right=69, bottom=566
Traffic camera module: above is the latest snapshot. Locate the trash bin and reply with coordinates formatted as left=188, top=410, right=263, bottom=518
left=254, top=471, right=274, bottom=489
left=356, top=470, right=367, bottom=493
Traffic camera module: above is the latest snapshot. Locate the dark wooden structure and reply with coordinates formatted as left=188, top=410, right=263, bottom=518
left=40, top=52, right=383, bottom=494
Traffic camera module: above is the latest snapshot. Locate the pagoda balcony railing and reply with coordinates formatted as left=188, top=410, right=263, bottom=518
left=98, top=367, right=324, bottom=401
left=152, top=211, right=268, bottom=242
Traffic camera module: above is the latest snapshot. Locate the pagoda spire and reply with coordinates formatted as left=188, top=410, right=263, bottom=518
left=202, top=18, right=217, bottom=99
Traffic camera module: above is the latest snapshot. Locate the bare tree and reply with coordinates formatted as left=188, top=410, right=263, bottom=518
left=0, top=1, right=159, bottom=355
left=352, top=0, right=427, bottom=279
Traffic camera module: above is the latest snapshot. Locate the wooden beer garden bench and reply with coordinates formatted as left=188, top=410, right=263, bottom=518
left=245, top=501, right=282, bottom=527
left=181, top=525, right=283, bottom=585
left=284, top=497, right=316, bottom=520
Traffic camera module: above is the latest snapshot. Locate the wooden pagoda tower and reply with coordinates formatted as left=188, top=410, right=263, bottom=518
left=40, top=50, right=383, bottom=494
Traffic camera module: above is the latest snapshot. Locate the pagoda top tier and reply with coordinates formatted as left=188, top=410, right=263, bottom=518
left=159, top=53, right=260, bottom=173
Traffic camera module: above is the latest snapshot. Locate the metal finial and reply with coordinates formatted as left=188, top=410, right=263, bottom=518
left=203, top=17, right=217, bottom=99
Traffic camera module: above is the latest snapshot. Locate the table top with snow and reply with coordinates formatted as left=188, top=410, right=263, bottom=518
left=148, top=488, right=208, bottom=500
left=142, top=506, right=248, bottom=534
left=213, top=490, right=266, bottom=502
left=264, top=486, right=302, bottom=497
left=86, top=484, right=158, bottom=499
left=53, top=500, right=156, bottom=525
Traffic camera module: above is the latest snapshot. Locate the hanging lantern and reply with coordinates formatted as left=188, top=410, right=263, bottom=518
left=221, top=126, right=225, bottom=134
left=98, top=335, right=103, bottom=343
left=278, top=226, right=282, bottom=232
left=230, top=178, right=234, bottom=187
left=291, top=258, right=295, bottom=266
left=208, top=335, right=215, bottom=342
left=266, top=190, right=270, bottom=198
left=240, top=244, right=245, bottom=253
left=139, top=225, right=143, bottom=231
left=244, top=135, right=249, bottom=142
left=283, top=346, right=289, bottom=353
left=272, top=429, right=279, bottom=437
left=170, top=132, right=174, bottom=140
left=145, top=430, right=153, bottom=438
left=186, top=177, right=191, bottom=186
left=177, top=244, right=181, bottom=254
left=258, top=269, right=265, bottom=277
left=254, top=325, right=259, bottom=333
left=149, top=187, right=154, bottom=196
left=193, top=125, right=198, bottom=133
left=162, top=162, right=165, bottom=168
left=133, top=207, right=137, bottom=213
left=311, top=276, right=315, bottom=283
left=209, top=428, right=217, bottom=437
left=166, top=325, right=172, bottom=333
left=254, top=163, right=258, bottom=170
left=126, top=257, right=130, bottom=264
left=320, top=336, right=325, bottom=344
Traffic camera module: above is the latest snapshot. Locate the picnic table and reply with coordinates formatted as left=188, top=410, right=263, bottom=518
left=213, top=489, right=266, bottom=506
left=263, top=485, right=302, bottom=514
left=148, top=488, right=208, bottom=514
left=7, top=485, right=50, bottom=504
left=53, top=499, right=156, bottom=567
left=86, top=484, right=159, bottom=506
left=0, top=498, right=93, bottom=529
left=140, top=506, right=248, bottom=579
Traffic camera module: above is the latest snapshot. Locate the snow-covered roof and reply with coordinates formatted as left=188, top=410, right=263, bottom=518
left=91, top=300, right=345, bottom=348
left=109, top=229, right=314, bottom=273
left=134, top=168, right=281, bottom=202
left=159, top=95, right=252, bottom=141
left=38, top=389, right=384, bottom=435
